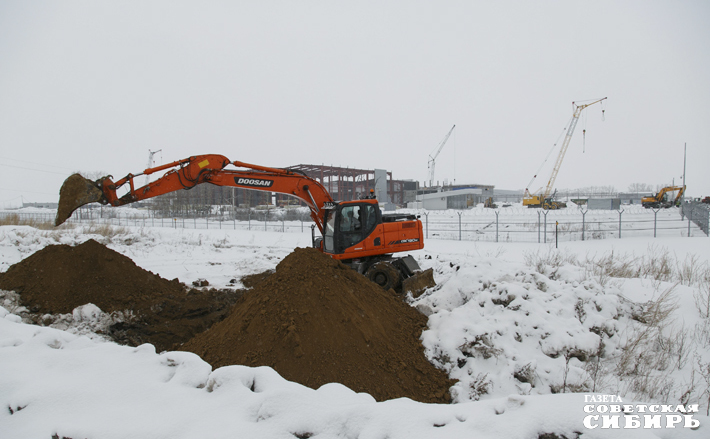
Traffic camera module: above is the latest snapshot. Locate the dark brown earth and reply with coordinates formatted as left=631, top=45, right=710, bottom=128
left=0, top=240, right=454, bottom=403
left=0, top=239, right=241, bottom=351
left=180, top=247, right=454, bottom=403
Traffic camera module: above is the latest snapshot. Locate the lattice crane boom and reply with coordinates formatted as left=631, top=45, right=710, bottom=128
left=541, top=98, right=606, bottom=200
left=427, top=124, right=455, bottom=187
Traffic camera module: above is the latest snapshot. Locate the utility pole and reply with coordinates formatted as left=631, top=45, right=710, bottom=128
left=682, top=143, right=687, bottom=203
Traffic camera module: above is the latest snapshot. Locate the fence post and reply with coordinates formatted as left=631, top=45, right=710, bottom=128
left=581, top=209, right=587, bottom=241
left=653, top=208, right=660, bottom=237
left=424, top=212, right=429, bottom=239
left=688, top=207, right=692, bottom=237
left=617, top=208, right=624, bottom=239
left=555, top=221, right=558, bottom=249
left=495, top=211, right=500, bottom=243
left=543, top=210, right=548, bottom=243
left=537, top=211, right=541, bottom=243
left=457, top=212, right=462, bottom=241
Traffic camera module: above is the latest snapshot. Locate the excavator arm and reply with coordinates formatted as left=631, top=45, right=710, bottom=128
left=56, top=154, right=334, bottom=229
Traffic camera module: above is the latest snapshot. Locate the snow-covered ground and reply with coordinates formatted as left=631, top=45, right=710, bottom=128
left=1, top=215, right=709, bottom=438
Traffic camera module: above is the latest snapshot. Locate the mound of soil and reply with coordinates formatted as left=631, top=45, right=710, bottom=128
left=180, top=247, right=455, bottom=403
left=0, top=239, right=240, bottom=351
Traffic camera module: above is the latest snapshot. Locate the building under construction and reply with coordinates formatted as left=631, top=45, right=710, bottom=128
left=277, top=164, right=417, bottom=207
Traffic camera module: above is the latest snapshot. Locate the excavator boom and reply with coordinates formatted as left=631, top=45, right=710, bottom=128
left=56, top=154, right=333, bottom=231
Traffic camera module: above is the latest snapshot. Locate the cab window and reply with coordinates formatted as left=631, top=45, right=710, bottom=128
left=324, top=209, right=336, bottom=253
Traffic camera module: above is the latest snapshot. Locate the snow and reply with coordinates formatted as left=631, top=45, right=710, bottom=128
left=1, top=215, right=709, bottom=438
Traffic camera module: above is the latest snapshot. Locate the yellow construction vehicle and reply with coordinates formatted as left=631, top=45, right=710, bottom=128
left=524, top=98, right=607, bottom=209
left=642, top=186, right=685, bottom=208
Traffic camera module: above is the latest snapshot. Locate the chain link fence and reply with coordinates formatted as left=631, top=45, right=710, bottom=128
left=681, top=201, right=710, bottom=236
left=420, top=207, right=708, bottom=243
left=1, top=205, right=707, bottom=243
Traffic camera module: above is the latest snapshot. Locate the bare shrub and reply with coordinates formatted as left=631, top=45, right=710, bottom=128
left=676, top=254, right=708, bottom=287
left=585, top=341, right=611, bottom=393
left=636, top=245, right=674, bottom=282
left=583, top=251, right=639, bottom=287
left=697, top=357, right=710, bottom=416
left=694, top=277, right=710, bottom=320
left=523, top=248, right=578, bottom=275
left=514, top=363, right=536, bottom=386
left=83, top=223, right=130, bottom=238
left=614, top=285, right=682, bottom=400
left=467, top=373, right=492, bottom=400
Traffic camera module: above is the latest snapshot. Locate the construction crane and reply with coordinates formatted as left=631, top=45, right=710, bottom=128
left=427, top=125, right=455, bottom=187
left=524, top=98, right=607, bottom=209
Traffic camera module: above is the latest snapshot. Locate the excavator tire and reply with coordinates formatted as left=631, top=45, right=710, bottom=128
left=365, top=261, right=401, bottom=292
left=55, top=174, right=104, bottom=226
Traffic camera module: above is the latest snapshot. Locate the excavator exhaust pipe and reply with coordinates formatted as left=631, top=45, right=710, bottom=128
left=55, top=174, right=105, bottom=226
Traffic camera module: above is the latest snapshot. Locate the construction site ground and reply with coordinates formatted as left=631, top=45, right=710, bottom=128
left=0, top=239, right=453, bottom=403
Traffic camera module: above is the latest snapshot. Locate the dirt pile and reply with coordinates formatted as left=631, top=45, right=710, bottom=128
left=180, top=247, right=455, bottom=403
left=0, top=239, right=240, bottom=351
left=0, top=241, right=455, bottom=402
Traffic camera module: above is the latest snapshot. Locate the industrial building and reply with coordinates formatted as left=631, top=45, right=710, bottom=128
left=408, top=184, right=495, bottom=210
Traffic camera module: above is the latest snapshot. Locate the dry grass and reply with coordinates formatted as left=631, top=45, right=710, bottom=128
left=524, top=247, right=710, bottom=410
left=0, top=213, right=56, bottom=230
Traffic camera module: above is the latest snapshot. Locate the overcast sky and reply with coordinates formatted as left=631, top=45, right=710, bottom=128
left=1, top=0, right=708, bottom=206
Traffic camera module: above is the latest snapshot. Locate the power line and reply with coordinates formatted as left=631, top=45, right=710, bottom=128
left=0, top=155, right=78, bottom=172
left=0, top=186, right=58, bottom=196
left=0, top=163, right=69, bottom=176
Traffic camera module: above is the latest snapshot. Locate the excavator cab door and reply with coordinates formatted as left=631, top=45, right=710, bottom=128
left=322, top=201, right=380, bottom=254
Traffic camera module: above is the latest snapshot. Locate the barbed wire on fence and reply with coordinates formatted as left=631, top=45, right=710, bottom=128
left=2, top=203, right=707, bottom=243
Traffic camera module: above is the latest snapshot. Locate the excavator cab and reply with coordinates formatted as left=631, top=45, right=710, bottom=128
left=318, top=199, right=434, bottom=295
left=323, top=200, right=380, bottom=254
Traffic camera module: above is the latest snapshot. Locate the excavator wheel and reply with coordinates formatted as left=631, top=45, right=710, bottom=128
left=365, top=261, right=402, bottom=292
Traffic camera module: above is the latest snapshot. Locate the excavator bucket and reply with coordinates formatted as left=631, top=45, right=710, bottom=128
left=55, top=174, right=104, bottom=226
left=401, top=268, right=436, bottom=298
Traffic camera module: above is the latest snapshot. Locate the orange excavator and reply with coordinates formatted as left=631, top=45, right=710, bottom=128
left=641, top=185, right=685, bottom=208
left=55, top=154, right=435, bottom=295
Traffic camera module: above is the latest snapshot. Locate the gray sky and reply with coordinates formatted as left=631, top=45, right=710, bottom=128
left=1, top=0, right=709, bottom=206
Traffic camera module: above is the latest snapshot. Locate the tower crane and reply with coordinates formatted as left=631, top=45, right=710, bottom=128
left=524, top=98, right=607, bottom=209
left=427, top=124, right=455, bottom=187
